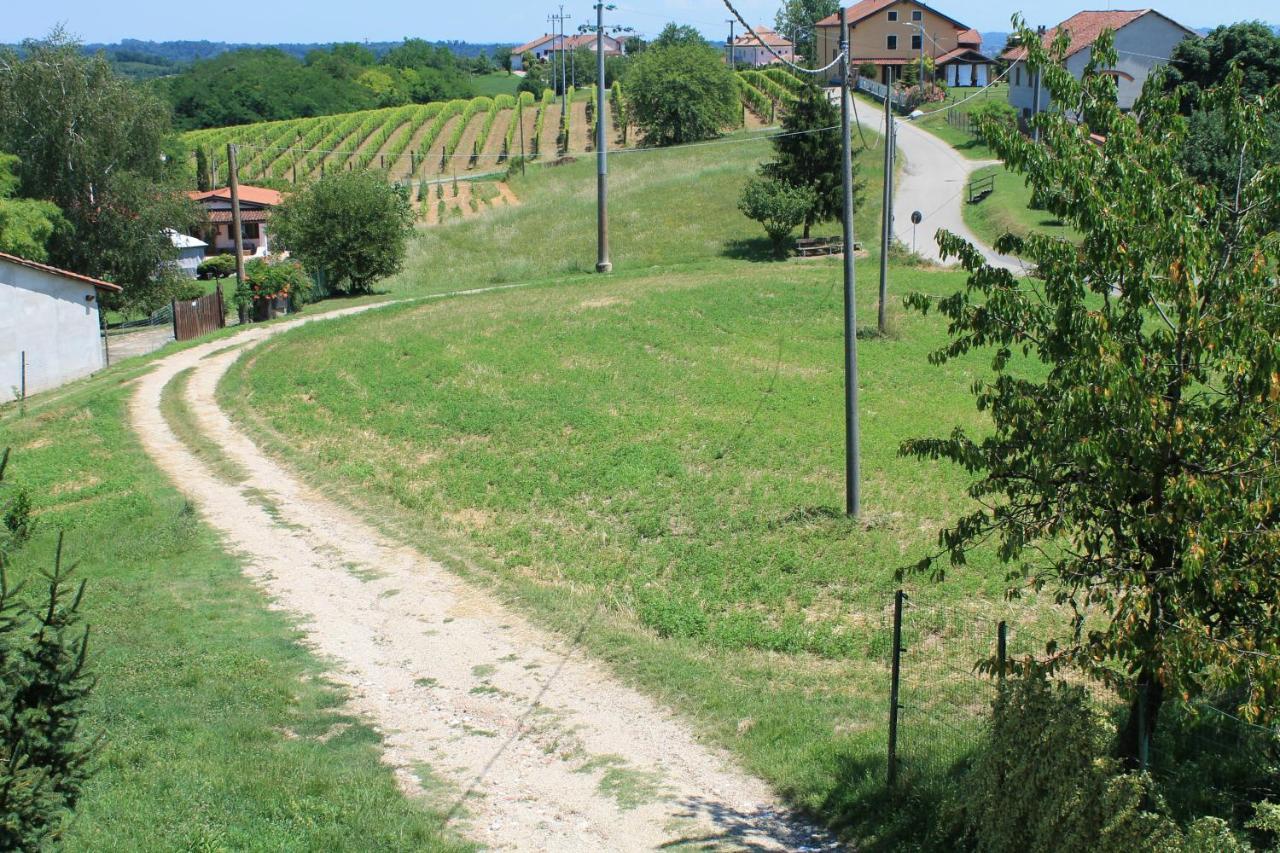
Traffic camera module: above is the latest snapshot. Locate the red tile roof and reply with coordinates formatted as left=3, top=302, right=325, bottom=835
left=817, top=0, right=969, bottom=33
left=188, top=185, right=284, bottom=207
left=207, top=209, right=271, bottom=224
left=935, top=46, right=990, bottom=65
left=957, top=28, right=981, bottom=46
left=513, top=34, right=557, bottom=55
left=733, top=27, right=794, bottom=48
left=1001, top=10, right=1147, bottom=61
left=0, top=251, right=122, bottom=292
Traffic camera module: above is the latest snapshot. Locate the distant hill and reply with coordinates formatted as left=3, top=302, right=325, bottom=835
left=979, top=31, right=1009, bottom=57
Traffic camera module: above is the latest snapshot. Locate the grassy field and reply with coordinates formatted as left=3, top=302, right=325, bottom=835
left=962, top=163, right=1081, bottom=248
left=909, top=84, right=1007, bottom=160
left=0, top=353, right=468, bottom=848
left=216, top=122, right=1067, bottom=846
left=469, top=72, right=521, bottom=98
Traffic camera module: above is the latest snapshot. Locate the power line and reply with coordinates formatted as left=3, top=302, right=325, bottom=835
left=719, top=0, right=846, bottom=76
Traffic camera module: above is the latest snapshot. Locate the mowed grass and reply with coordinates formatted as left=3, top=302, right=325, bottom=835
left=0, top=364, right=469, bottom=849
left=469, top=72, right=521, bottom=98
left=963, top=163, right=1081, bottom=248
left=908, top=84, right=1007, bottom=160
left=380, top=127, right=885, bottom=298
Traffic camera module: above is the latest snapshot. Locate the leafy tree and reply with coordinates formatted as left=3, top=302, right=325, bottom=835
left=625, top=42, right=738, bottom=146
left=904, top=22, right=1280, bottom=764
left=651, top=24, right=706, bottom=50
left=1164, top=21, right=1280, bottom=101
left=624, top=36, right=646, bottom=55
left=738, top=177, right=814, bottom=254
left=495, top=47, right=513, bottom=73
left=270, top=170, right=414, bottom=295
left=760, top=81, right=860, bottom=238
left=194, top=146, right=212, bottom=192
left=0, top=32, right=200, bottom=313
left=0, top=155, right=64, bottom=263
left=774, top=0, right=839, bottom=63
left=0, top=450, right=97, bottom=850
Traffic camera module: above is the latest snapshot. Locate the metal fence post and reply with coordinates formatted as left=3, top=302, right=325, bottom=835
left=888, top=589, right=905, bottom=787
left=19, top=350, right=26, bottom=402
left=997, top=620, right=1008, bottom=682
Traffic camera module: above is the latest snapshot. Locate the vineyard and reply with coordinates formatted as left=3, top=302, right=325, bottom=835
left=180, top=68, right=810, bottom=190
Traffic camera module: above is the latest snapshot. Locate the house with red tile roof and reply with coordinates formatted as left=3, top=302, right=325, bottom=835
left=815, top=1, right=992, bottom=87
left=511, top=33, right=623, bottom=72
left=730, top=27, right=795, bottom=68
left=1003, top=9, right=1197, bottom=116
left=188, top=186, right=283, bottom=258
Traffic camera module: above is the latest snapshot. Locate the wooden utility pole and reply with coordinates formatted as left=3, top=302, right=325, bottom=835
left=726, top=19, right=736, bottom=70
left=227, top=143, right=247, bottom=324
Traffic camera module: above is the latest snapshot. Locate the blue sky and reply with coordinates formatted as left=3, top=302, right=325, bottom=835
left=9, top=1, right=1275, bottom=46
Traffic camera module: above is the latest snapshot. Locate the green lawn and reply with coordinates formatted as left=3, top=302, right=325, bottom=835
left=470, top=72, right=521, bottom=98
left=962, top=163, right=1081, bottom=248
left=0, top=353, right=468, bottom=849
left=216, top=123, right=1066, bottom=847
left=910, top=84, right=1007, bottom=160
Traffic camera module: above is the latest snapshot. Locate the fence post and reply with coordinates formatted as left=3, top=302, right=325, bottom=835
left=888, top=589, right=905, bottom=787
left=170, top=300, right=179, bottom=342
left=997, top=620, right=1008, bottom=682
left=19, top=350, right=26, bottom=402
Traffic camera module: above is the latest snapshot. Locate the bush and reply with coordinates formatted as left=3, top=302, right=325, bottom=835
left=969, top=99, right=1018, bottom=131
left=0, top=450, right=96, bottom=850
left=858, top=62, right=878, bottom=80
left=737, top=177, right=815, bottom=255
left=196, top=253, right=236, bottom=279
left=243, top=257, right=310, bottom=303
left=625, top=42, right=738, bottom=146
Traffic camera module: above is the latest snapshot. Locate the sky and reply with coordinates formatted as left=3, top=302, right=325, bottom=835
left=7, top=1, right=1276, bottom=46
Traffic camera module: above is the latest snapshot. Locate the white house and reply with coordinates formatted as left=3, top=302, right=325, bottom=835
left=730, top=27, right=796, bottom=67
left=511, top=34, right=565, bottom=71
left=166, top=229, right=208, bottom=278
left=1003, top=9, right=1197, bottom=118
left=0, top=252, right=120, bottom=403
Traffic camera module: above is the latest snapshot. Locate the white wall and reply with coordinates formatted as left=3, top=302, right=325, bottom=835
left=0, top=260, right=106, bottom=402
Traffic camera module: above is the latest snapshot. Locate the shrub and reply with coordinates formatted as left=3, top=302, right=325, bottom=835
left=196, top=253, right=237, bottom=279
left=969, top=99, right=1018, bottom=131
left=737, top=177, right=815, bottom=255
left=858, top=62, right=878, bottom=80
left=626, top=42, right=738, bottom=146
left=243, top=256, right=309, bottom=303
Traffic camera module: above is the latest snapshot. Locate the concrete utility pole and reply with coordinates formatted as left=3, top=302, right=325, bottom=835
left=594, top=2, right=612, bottom=273
left=726, top=19, right=736, bottom=70
left=839, top=7, right=861, bottom=517
left=878, top=65, right=894, bottom=336
left=1032, top=25, right=1046, bottom=143
left=226, top=143, right=247, bottom=324
left=558, top=6, right=568, bottom=112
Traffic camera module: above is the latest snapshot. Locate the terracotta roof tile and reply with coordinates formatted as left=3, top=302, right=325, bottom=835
left=188, top=185, right=284, bottom=207
left=733, top=27, right=794, bottom=47
left=0, top=252, right=122, bottom=292
left=817, top=0, right=969, bottom=32
left=1001, top=9, right=1147, bottom=61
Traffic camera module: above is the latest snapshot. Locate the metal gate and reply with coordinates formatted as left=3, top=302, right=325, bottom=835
left=171, top=288, right=226, bottom=342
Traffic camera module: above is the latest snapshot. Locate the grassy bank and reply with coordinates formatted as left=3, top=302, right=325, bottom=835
left=0, top=358, right=468, bottom=849
left=905, top=84, right=1007, bottom=161
left=962, top=163, right=1081, bottom=248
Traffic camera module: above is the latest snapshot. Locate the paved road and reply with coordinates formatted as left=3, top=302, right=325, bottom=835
left=846, top=93, right=1026, bottom=273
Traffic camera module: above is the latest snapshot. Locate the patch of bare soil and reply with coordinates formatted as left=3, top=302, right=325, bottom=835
left=128, top=306, right=839, bottom=852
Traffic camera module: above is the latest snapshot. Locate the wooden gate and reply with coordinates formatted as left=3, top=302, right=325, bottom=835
left=171, top=287, right=226, bottom=342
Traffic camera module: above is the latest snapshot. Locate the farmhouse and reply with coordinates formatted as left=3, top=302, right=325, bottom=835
left=0, top=252, right=119, bottom=403
left=730, top=27, right=796, bottom=67
left=188, top=185, right=282, bottom=258
left=511, top=34, right=564, bottom=70
left=815, top=0, right=993, bottom=87
left=1003, top=10, right=1197, bottom=116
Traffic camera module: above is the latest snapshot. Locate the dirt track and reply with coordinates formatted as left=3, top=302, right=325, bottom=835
left=128, top=303, right=839, bottom=852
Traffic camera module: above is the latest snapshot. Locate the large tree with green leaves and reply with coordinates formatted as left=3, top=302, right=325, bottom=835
left=903, top=22, right=1280, bottom=763
left=0, top=31, right=199, bottom=313
left=760, top=80, right=859, bottom=238
left=625, top=36, right=738, bottom=146
left=0, top=154, right=63, bottom=262
left=270, top=169, right=414, bottom=295
left=774, top=0, right=839, bottom=63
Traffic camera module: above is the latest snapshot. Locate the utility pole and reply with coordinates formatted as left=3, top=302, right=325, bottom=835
left=594, top=3, right=612, bottom=273
left=840, top=7, right=861, bottom=518
left=226, top=143, right=247, bottom=324
left=878, top=65, right=894, bottom=336
left=558, top=6, right=569, bottom=114
left=726, top=19, right=736, bottom=70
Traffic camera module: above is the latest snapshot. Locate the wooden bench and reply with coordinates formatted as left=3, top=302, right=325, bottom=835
left=795, top=237, right=864, bottom=257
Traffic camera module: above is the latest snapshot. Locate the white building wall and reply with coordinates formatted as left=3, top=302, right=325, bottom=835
left=0, top=261, right=106, bottom=402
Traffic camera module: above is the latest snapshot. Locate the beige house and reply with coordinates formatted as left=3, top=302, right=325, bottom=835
left=815, top=0, right=992, bottom=86
left=188, top=186, right=283, bottom=257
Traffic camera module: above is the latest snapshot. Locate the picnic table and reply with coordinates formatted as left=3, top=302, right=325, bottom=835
left=795, top=237, right=863, bottom=257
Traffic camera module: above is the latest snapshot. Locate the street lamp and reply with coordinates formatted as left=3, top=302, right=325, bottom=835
left=898, top=21, right=943, bottom=90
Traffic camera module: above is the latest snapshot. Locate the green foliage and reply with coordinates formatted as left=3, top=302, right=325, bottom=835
left=270, top=170, right=414, bottom=295
left=968, top=99, right=1017, bottom=129
left=737, top=177, right=815, bottom=254
left=195, top=255, right=236, bottom=280
left=759, top=81, right=860, bottom=238
left=858, top=61, right=879, bottom=79
left=651, top=24, right=706, bottom=50
left=0, top=154, right=64, bottom=263
left=904, top=21, right=1280, bottom=762
left=1165, top=22, right=1280, bottom=101
left=774, top=0, right=839, bottom=63
left=0, top=32, right=199, bottom=313
left=626, top=42, right=738, bottom=146
left=242, top=257, right=309, bottom=303
left=0, top=451, right=96, bottom=850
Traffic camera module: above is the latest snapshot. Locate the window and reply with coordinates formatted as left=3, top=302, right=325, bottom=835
left=887, top=11, right=897, bottom=21
left=912, top=10, right=922, bottom=21
left=1015, top=64, right=1022, bottom=87
left=242, top=222, right=260, bottom=239
left=887, top=34, right=898, bottom=50
left=911, top=35, right=922, bottom=50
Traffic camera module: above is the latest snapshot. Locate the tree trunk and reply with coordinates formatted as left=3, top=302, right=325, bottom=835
left=803, top=220, right=812, bottom=240
left=1116, top=667, right=1164, bottom=770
